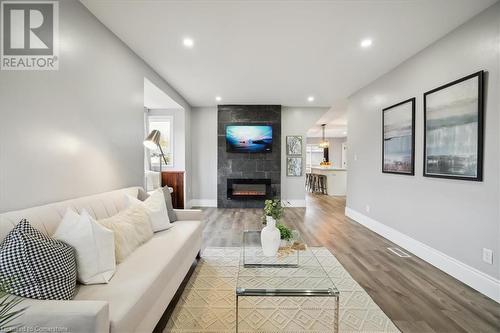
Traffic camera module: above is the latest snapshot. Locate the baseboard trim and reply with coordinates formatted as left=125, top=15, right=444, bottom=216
left=345, top=207, right=500, bottom=303
left=282, top=200, right=306, bottom=207
left=190, top=199, right=217, bottom=207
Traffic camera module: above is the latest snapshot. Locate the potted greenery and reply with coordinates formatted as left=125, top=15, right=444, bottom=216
left=261, top=199, right=282, bottom=256
left=0, top=282, right=26, bottom=331
left=263, top=199, right=284, bottom=225
left=276, top=223, right=293, bottom=246
left=261, top=199, right=294, bottom=254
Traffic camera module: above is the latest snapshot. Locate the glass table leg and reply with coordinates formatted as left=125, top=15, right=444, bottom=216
left=335, top=295, right=339, bottom=333
left=236, top=294, right=239, bottom=333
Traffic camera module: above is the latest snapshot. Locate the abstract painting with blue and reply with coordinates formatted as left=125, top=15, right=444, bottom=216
left=226, top=125, right=273, bottom=153
left=382, top=98, right=415, bottom=175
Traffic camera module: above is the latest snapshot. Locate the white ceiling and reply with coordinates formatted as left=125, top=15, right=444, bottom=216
left=82, top=0, right=496, bottom=107
left=144, top=78, right=182, bottom=109
left=307, top=100, right=348, bottom=138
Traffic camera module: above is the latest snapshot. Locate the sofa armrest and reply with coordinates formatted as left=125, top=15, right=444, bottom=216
left=174, top=209, right=203, bottom=221
left=17, top=300, right=109, bottom=333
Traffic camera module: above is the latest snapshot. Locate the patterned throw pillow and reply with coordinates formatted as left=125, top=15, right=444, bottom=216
left=0, top=220, right=77, bottom=300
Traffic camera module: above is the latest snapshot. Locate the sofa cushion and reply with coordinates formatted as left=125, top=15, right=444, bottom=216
left=53, top=209, right=116, bottom=285
left=96, top=204, right=153, bottom=263
left=125, top=189, right=172, bottom=232
left=73, top=220, right=203, bottom=333
left=0, top=220, right=77, bottom=300
left=162, top=186, right=178, bottom=222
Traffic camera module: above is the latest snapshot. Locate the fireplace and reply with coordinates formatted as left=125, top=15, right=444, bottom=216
left=227, top=179, right=272, bottom=200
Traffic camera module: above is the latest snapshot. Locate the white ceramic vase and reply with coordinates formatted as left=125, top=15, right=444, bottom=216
left=261, top=216, right=281, bottom=256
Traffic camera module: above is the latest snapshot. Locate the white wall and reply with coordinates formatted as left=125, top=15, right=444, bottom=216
left=346, top=3, right=500, bottom=300
left=191, top=107, right=218, bottom=207
left=306, top=137, right=347, bottom=167
left=281, top=107, right=329, bottom=206
left=0, top=0, right=191, bottom=212
left=184, top=104, right=193, bottom=206
left=147, top=109, right=186, bottom=171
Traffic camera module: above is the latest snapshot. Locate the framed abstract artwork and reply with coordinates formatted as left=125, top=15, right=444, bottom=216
left=287, top=157, right=302, bottom=177
left=382, top=98, right=415, bottom=175
left=286, top=136, right=303, bottom=156
left=423, top=71, right=484, bottom=181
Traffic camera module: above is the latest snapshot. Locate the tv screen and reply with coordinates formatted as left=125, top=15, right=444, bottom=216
left=226, top=125, right=273, bottom=153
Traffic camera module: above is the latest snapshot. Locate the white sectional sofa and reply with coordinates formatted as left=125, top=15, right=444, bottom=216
left=0, top=187, right=203, bottom=333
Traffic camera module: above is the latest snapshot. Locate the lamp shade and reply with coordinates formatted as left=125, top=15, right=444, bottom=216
left=143, top=130, right=161, bottom=150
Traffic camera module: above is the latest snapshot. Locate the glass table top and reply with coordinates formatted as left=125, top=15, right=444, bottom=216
left=242, top=229, right=301, bottom=267
left=237, top=230, right=339, bottom=296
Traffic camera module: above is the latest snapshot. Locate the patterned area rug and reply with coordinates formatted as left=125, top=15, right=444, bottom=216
left=165, top=247, right=400, bottom=333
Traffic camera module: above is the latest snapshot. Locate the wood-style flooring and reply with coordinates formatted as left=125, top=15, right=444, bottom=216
left=199, top=194, right=500, bottom=333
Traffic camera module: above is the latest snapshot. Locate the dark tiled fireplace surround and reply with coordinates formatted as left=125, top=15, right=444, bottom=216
left=217, top=105, right=281, bottom=208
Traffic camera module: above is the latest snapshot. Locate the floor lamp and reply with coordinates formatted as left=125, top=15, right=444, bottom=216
left=144, top=130, right=168, bottom=172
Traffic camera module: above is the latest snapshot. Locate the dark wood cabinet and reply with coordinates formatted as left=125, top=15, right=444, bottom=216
left=161, top=171, right=184, bottom=209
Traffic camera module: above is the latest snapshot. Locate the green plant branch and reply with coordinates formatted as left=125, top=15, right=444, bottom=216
left=0, top=280, right=27, bottom=331
left=276, top=223, right=293, bottom=241
left=263, top=199, right=284, bottom=223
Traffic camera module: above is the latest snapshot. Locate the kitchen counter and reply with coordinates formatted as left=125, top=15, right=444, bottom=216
left=311, top=167, right=347, bottom=171
left=310, top=167, right=347, bottom=196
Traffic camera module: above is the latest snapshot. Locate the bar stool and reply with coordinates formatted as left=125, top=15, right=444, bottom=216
left=305, top=173, right=312, bottom=191
left=312, top=174, right=320, bottom=193
left=318, top=175, right=327, bottom=195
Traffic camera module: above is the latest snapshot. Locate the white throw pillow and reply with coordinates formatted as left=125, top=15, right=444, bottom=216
left=125, top=189, right=171, bottom=232
left=97, top=204, right=153, bottom=263
left=53, top=208, right=116, bottom=285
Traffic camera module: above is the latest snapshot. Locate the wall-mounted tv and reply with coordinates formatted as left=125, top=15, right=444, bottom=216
left=226, top=125, right=273, bottom=153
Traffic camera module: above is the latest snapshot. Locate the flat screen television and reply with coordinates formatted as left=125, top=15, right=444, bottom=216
left=226, top=125, right=273, bottom=153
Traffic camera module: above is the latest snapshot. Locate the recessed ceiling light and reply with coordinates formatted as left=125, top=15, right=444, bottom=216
left=215, top=96, right=222, bottom=102
left=343, top=131, right=347, bottom=135
left=183, top=37, right=194, bottom=48
left=307, top=96, right=315, bottom=102
left=360, top=38, right=373, bottom=48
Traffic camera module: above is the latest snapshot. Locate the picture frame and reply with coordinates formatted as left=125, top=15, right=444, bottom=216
left=286, top=135, right=303, bottom=156
left=287, top=157, right=302, bottom=177
left=382, top=98, right=415, bottom=175
left=423, top=71, right=484, bottom=181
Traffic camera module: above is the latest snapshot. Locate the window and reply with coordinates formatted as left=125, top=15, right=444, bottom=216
left=147, top=115, right=173, bottom=169
left=306, top=144, right=324, bottom=173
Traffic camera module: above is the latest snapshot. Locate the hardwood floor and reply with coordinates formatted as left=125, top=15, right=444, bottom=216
left=200, top=194, right=500, bottom=333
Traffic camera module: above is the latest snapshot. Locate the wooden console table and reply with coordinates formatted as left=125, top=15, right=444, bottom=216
left=161, top=171, right=184, bottom=209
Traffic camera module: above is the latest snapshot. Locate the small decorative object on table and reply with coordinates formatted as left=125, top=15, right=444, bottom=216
left=261, top=217, right=280, bottom=256
left=260, top=200, right=307, bottom=258
left=243, top=230, right=302, bottom=267
left=277, top=227, right=307, bottom=257
left=261, top=199, right=283, bottom=256
left=277, top=223, right=292, bottom=247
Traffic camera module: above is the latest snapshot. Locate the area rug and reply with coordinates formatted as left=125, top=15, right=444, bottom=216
left=164, top=247, right=400, bottom=333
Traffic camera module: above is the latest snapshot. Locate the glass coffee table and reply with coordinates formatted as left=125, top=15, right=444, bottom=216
left=236, top=230, right=340, bottom=332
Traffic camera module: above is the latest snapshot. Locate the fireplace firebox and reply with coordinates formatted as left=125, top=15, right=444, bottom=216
left=227, top=179, right=272, bottom=200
